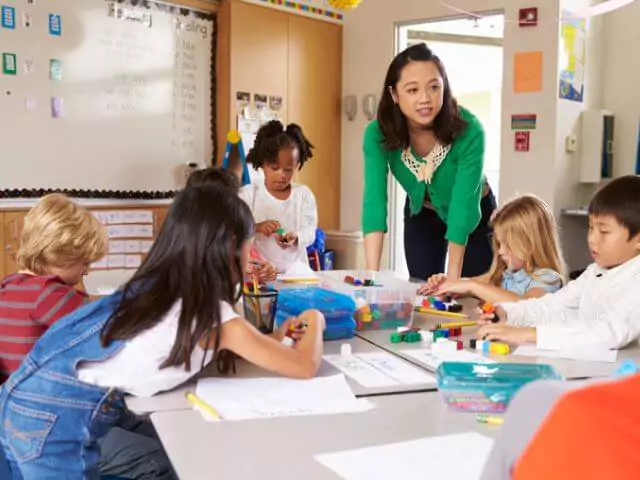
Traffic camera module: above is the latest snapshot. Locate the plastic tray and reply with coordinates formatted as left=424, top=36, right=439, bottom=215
left=436, top=362, right=563, bottom=413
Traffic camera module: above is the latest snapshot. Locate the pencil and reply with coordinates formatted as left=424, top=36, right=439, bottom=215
left=476, top=414, right=504, bottom=426
left=434, top=320, right=478, bottom=329
left=414, top=307, right=469, bottom=319
left=185, top=392, right=222, bottom=420
left=280, top=278, right=320, bottom=283
left=252, top=274, right=264, bottom=328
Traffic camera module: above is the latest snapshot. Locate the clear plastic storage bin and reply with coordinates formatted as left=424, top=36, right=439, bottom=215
left=316, top=270, right=418, bottom=331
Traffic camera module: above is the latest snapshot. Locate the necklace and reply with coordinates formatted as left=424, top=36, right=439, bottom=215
left=401, top=142, right=451, bottom=183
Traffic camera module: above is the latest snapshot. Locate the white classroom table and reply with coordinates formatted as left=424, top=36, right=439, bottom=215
left=357, top=311, right=640, bottom=380
left=151, top=391, right=499, bottom=480
left=126, top=335, right=438, bottom=415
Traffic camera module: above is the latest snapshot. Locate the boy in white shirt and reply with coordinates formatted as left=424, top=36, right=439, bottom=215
left=478, top=175, right=640, bottom=350
left=239, top=120, right=318, bottom=273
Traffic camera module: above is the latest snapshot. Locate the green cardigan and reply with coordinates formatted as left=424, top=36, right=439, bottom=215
left=362, top=107, right=485, bottom=246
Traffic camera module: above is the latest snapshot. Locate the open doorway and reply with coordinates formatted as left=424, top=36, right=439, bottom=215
left=389, top=12, right=504, bottom=278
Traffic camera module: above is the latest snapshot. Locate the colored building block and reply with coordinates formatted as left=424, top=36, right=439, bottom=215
left=448, top=327, right=462, bottom=337
left=390, top=332, right=403, bottom=343
left=404, top=332, right=422, bottom=343
left=447, top=302, right=463, bottom=313
left=433, top=300, right=447, bottom=311
left=489, top=342, right=510, bottom=355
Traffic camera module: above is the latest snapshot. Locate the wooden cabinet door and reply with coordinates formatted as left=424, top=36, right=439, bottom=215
left=287, top=15, right=342, bottom=230
left=4, top=211, right=26, bottom=276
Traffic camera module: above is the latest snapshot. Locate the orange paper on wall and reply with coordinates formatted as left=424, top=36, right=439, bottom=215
left=513, top=51, right=543, bottom=93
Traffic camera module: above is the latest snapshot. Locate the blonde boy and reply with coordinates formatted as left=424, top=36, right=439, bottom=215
left=0, top=194, right=106, bottom=380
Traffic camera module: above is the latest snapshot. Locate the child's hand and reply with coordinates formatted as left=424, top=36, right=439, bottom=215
left=256, top=220, right=281, bottom=236
left=436, top=278, right=474, bottom=296
left=476, top=325, right=536, bottom=345
left=417, top=273, right=447, bottom=295
left=255, top=260, right=276, bottom=283
left=477, top=305, right=506, bottom=325
left=274, top=318, right=308, bottom=342
left=277, top=232, right=298, bottom=249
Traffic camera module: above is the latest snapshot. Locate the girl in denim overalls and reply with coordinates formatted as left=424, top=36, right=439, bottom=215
left=0, top=185, right=325, bottom=479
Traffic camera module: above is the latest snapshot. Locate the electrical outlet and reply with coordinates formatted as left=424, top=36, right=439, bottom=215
left=566, top=134, right=578, bottom=153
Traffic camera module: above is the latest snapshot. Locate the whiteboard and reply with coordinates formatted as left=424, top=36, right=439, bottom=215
left=0, top=0, right=213, bottom=191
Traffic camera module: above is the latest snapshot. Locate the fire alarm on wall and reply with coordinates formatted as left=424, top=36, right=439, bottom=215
left=519, top=8, right=538, bottom=27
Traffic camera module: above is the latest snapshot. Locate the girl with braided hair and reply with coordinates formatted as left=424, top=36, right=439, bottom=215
left=239, top=120, right=317, bottom=273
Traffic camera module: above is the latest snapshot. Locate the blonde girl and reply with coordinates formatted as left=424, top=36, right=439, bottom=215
left=419, top=195, right=566, bottom=303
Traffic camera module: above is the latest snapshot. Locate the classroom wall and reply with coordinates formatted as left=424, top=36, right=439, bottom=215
left=340, top=0, right=562, bottom=233
left=603, top=1, right=640, bottom=177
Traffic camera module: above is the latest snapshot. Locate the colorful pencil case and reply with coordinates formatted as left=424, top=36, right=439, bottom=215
left=436, top=362, right=563, bottom=413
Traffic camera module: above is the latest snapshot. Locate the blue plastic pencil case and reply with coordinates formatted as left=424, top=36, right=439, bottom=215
left=436, top=362, right=563, bottom=413
left=274, top=287, right=356, bottom=341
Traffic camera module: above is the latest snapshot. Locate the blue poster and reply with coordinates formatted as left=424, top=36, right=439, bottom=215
left=49, top=13, right=62, bottom=36
left=1, top=6, right=16, bottom=29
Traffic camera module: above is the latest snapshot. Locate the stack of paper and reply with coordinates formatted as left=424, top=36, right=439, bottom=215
left=315, top=432, right=494, bottom=480
left=195, top=374, right=373, bottom=421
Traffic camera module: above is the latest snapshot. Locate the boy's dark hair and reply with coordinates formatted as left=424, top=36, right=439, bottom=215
left=589, top=175, right=640, bottom=238
left=376, top=43, right=467, bottom=150
left=245, top=120, right=314, bottom=170
left=101, top=185, right=254, bottom=374
left=186, top=167, right=240, bottom=192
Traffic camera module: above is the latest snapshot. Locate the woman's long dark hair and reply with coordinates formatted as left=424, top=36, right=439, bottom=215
left=101, top=185, right=254, bottom=372
left=376, top=43, right=467, bottom=150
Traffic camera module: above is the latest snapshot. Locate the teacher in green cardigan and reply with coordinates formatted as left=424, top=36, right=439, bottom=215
left=362, top=44, right=496, bottom=281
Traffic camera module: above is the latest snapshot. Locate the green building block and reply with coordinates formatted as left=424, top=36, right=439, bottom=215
left=390, top=332, right=403, bottom=343
left=404, top=332, right=422, bottom=343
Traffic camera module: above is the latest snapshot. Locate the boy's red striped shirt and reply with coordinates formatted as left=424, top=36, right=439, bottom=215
left=0, top=273, right=87, bottom=382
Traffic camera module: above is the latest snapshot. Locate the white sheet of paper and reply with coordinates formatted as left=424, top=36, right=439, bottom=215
left=279, top=260, right=318, bottom=280
left=140, top=240, right=154, bottom=253
left=93, top=211, right=109, bottom=225
left=106, top=225, right=127, bottom=239
left=121, top=210, right=153, bottom=224
left=354, top=352, right=436, bottom=385
left=195, top=374, right=373, bottom=421
left=125, top=254, right=142, bottom=269
left=108, top=240, right=125, bottom=254
left=323, top=354, right=398, bottom=388
left=107, top=254, right=126, bottom=268
left=315, top=432, right=494, bottom=480
left=91, top=257, right=108, bottom=269
left=323, top=353, right=434, bottom=388
left=513, top=345, right=618, bottom=363
left=106, top=211, right=123, bottom=224
left=401, top=348, right=496, bottom=370
left=128, top=224, right=154, bottom=238
left=125, top=240, right=141, bottom=253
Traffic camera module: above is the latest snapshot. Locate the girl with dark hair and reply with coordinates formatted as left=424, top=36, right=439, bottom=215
left=363, top=43, right=497, bottom=281
left=240, top=120, right=318, bottom=273
left=0, top=186, right=325, bottom=478
left=186, top=166, right=277, bottom=282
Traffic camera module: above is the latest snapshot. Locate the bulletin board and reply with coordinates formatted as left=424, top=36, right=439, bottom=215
left=0, top=0, right=215, bottom=191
